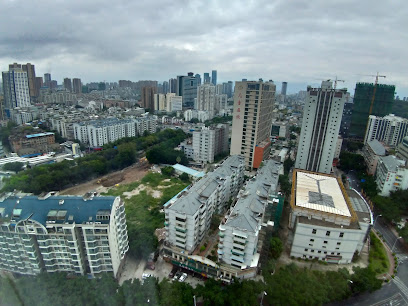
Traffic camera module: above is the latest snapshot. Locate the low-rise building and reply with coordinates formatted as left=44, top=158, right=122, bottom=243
left=218, top=160, right=282, bottom=276
left=164, top=156, right=245, bottom=253
left=0, top=193, right=128, bottom=278
left=376, top=155, right=408, bottom=196
left=396, top=136, right=408, bottom=163
left=289, top=170, right=372, bottom=264
left=9, top=131, right=60, bottom=156
left=362, top=139, right=386, bottom=175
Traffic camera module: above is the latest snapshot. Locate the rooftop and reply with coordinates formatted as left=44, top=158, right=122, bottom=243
left=0, top=194, right=117, bottom=226
left=367, top=139, right=386, bottom=156
left=172, top=164, right=205, bottom=178
left=295, top=171, right=351, bottom=217
left=26, top=132, right=54, bottom=139
left=380, top=155, right=406, bottom=172
left=223, top=160, right=282, bottom=233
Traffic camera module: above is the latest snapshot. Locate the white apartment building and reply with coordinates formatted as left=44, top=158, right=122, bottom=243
left=2, top=68, right=31, bottom=110
left=364, top=114, right=408, bottom=147
left=184, top=109, right=210, bottom=122
left=9, top=107, right=39, bottom=125
left=0, top=193, right=128, bottom=278
left=192, top=124, right=229, bottom=164
left=73, top=117, right=156, bottom=147
left=154, top=93, right=166, bottom=111
left=295, top=81, right=347, bottom=174
left=197, top=84, right=216, bottom=119
left=397, top=136, right=408, bottom=163
left=164, top=155, right=245, bottom=253
left=289, top=170, right=372, bottom=264
left=334, top=136, right=343, bottom=160
left=230, top=80, right=276, bottom=170
left=218, top=160, right=282, bottom=274
left=376, top=155, right=408, bottom=196
left=215, top=94, right=228, bottom=114
left=167, top=95, right=183, bottom=112
left=362, top=140, right=386, bottom=175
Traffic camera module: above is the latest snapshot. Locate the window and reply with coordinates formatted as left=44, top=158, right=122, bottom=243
left=339, top=232, right=344, bottom=238
left=324, top=251, right=327, bottom=254
left=326, top=231, right=331, bottom=236
left=337, top=253, right=341, bottom=255
left=310, top=239, right=314, bottom=242
left=312, top=229, right=317, bottom=234
left=318, top=251, right=321, bottom=254
left=311, top=250, right=314, bottom=253
left=304, top=248, right=308, bottom=252
left=324, top=241, right=328, bottom=244
left=337, top=242, right=341, bottom=245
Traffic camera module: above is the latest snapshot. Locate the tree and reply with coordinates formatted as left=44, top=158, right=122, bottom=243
left=179, top=173, right=190, bottom=182
left=3, top=162, right=24, bottom=173
left=283, top=157, right=294, bottom=175
left=161, top=166, right=175, bottom=177
left=279, top=175, right=291, bottom=195
left=269, top=237, right=283, bottom=259
left=190, top=118, right=199, bottom=123
left=350, top=266, right=382, bottom=294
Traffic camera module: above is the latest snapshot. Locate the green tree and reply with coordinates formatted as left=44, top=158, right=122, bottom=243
left=3, top=162, right=25, bottom=173
left=179, top=172, right=190, bottom=182
left=269, top=237, right=283, bottom=259
left=161, top=166, right=175, bottom=177
left=283, top=157, right=294, bottom=175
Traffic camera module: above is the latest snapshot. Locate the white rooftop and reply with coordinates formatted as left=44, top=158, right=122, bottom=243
left=295, top=172, right=351, bottom=217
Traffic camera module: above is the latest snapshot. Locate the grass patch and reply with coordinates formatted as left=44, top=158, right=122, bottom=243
left=104, top=171, right=191, bottom=259
left=369, top=231, right=389, bottom=274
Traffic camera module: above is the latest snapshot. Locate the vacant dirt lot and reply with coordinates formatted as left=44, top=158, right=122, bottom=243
left=60, top=163, right=149, bottom=196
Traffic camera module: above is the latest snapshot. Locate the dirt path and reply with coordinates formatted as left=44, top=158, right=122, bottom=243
left=60, top=164, right=149, bottom=196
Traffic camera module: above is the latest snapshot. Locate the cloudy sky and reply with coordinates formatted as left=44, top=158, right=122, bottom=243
left=1, top=0, right=407, bottom=96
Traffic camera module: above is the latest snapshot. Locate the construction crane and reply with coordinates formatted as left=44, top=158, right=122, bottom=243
left=313, top=76, right=345, bottom=89
left=365, top=72, right=386, bottom=115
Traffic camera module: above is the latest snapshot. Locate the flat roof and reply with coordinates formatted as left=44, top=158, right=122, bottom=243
left=295, top=171, right=351, bottom=217
left=26, top=132, right=54, bottom=138
left=172, top=164, right=205, bottom=177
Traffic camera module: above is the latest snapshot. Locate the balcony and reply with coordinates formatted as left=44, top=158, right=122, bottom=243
left=219, top=232, right=225, bottom=238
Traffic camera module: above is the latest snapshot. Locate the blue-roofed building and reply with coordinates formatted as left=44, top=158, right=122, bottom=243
left=0, top=193, right=128, bottom=278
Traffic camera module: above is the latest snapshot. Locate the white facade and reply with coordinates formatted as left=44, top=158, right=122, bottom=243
left=295, top=81, right=347, bottom=174
left=0, top=194, right=128, bottom=278
left=362, top=140, right=386, bottom=175
left=2, top=69, right=31, bottom=109
left=154, top=93, right=166, bottom=111
left=218, top=160, right=282, bottom=269
left=334, top=135, right=343, bottom=159
left=397, top=136, right=408, bottom=163
left=289, top=170, right=372, bottom=264
left=376, top=155, right=408, bottom=196
left=164, top=156, right=245, bottom=253
left=364, top=114, right=408, bottom=147
left=230, top=80, right=276, bottom=170
left=168, top=95, right=183, bottom=112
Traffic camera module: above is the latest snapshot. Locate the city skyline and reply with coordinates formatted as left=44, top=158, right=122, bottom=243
left=0, top=1, right=407, bottom=96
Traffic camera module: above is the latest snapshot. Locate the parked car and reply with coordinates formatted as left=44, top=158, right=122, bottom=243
left=178, top=273, right=188, bottom=282
left=173, top=271, right=182, bottom=282
left=142, top=273, right=152, bottom=280
left=169, top=267, right=177, bottom=278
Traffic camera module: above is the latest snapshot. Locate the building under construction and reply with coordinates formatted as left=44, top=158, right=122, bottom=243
left=349, top=83, right=395, bottom=139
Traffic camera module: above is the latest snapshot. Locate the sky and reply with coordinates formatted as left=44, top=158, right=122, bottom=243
left=1, top=0, right=408, bottom=97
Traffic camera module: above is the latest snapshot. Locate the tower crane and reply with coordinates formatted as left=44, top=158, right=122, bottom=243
left=365, top=72, right=386, bottom=115
left=333, top=76, right=345, bottom=90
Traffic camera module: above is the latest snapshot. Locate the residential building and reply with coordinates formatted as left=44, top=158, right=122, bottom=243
left=63, top=78, right=72, bottom=92
left=334, top=136, right=343, bottom=160
left=376, top=156, right=408, bottom=196
left=9, top=131, right=58, bottom=156
left=154, top=93, right=166, bottom=111
left=72, top=78, right=82, bottom=94
left=141, top=86, right=157, bottom=110
left=0, top=193, right=128, bottom=278
left=169, top=78, right=177, bottom=94
left=211, top=70, right=217, bottom=85
left=0, top=142, right=4, bottom=158
left=281, top=82, right=287, bottom=96
left=349, top=83, right=395, bottom=139
left=192, top=124, right=229, bottom=164
left=183, top=109, right=210, bottom=123
left=271, top=122, right=289, bottom=139
left=22, top=63, right=38, bottom=99
left=364, top=114, right=408, bottom=147
left=289, top=170, right=372, bottom=264
left=215, top=94, right=228, bottom=114
left=168, top=95, right=183, bottom=112
left=340, top=100, right=353, bottom=137
left=362, top=140, right=386, bottom=175
left=180, top=73, right=198, bottom=108
left=9, top=107, right=39, bottom=126
left=196, top=83, right=216, bottom=119
left=218, top=160, right=282, bottom=275
left=2, top=65, right=31, bottom=114
left=230, top=80, right=276, bottom=170
left=397, top=136, right=408, bottom=163
left=295, top=81, right=347, bottom=174
left=35, top=77, right=43, bottom=94
left=164, top=155, right=245, bottom=253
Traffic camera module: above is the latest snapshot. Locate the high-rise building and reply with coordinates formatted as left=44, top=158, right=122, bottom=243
left=203, top=72, right=210, bottom=84
left=211, top=70, right=217, bottom=85
left=192, top=124, right=229, bottom=164
left=230, top=80, right=276, bottom=170
left=72, top=78, right=82, bottom=94
left=169, top=78, right=177, bottom=94
left=44, top=73, right=51, bottom=86
left=35, top=77, right=43, bottom=92
left=0, top=194, right=129, bottom=277
left=2, top=65, right=31, bottom=114
left=195, top=74, right=201, bottom=86
left=63, top=78, right=72, bottom=92
left=364, top=114, right=408, bottom=147
left=162, top=81, right=169, bottom=94
left=196, top=83, right=216, bottom=119
left=141, top=86, right=157, bottom=110
left=281, top=82, right=287, bottom=96
left=22, top=63, right=38, bottom=99
left=223, top=81, right=233, bottom=98
left=295, top=81, right=347, bottom=174
left=182, top=73, right=198, bottom=108
left=349, top=83, right=395, bottom=139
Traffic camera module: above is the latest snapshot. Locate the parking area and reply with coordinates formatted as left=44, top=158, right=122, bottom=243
left=119, top=254, right=206, bottom=287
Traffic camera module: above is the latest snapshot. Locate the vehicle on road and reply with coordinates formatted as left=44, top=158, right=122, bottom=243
left=178, top=273, right=187, bottom=282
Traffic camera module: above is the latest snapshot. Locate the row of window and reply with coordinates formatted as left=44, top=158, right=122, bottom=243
left=312, top=229, right=344, bottom=237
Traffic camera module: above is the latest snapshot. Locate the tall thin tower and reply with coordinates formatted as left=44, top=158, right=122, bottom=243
left=230, top=80, right=276, bottom=170
left=295, top=81, right=347, bottom=174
